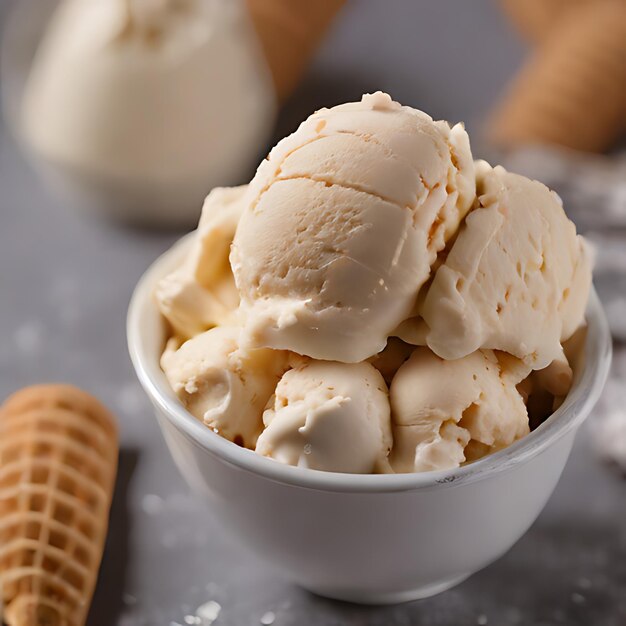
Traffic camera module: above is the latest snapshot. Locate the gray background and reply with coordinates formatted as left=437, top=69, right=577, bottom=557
left=1, top=1, right=625, bottom=624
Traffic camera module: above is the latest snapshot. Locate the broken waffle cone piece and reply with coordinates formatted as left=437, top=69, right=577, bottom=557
left=246, top=0, right=346, bottom=102
left=489, top=0, right=626, bottom=153
left=0, top=385, right=118, bottom=626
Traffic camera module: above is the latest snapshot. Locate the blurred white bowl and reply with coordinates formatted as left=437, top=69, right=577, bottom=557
left=127, top=237, right=612, bottom=604
left=2, top=0, right=275, bottom=228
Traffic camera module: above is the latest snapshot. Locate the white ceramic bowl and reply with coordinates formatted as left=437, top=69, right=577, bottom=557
left=127, top=238, right=612, bottom=605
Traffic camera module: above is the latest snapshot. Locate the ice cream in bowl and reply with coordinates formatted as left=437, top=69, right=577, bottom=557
left=128, top=93, right=611, bottom=603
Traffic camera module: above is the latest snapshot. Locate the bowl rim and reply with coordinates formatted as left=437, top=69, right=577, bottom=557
left=127, top=236, right=612, bottom=494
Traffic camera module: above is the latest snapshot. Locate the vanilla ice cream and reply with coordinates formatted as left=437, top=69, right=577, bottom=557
left=418, top=161, right=591, bottom=370
left=256, top=360, right=392, bottom=473
left=390, top=348, right=530, bottom=473
left=231, top=92, right=475, bottom=362
left=161, top=326, right=288, bottom=448
left=152, top=92, right=594, bottom=476
left=156, top=186, right=245, bottom=339
left=21, top=0, right=275, bottom=225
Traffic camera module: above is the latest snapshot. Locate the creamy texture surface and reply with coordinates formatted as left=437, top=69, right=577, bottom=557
left=390, top=348, right=530, bottom=473
left=418, top=161, right=591, bottom=370
left=232, top=92, right=475, bottom=362
left=161, top=326, right=288, bottom=448
left=256, top=360, right=392, bottom=473
left=154, top=92, right=591, bottom=475
left=156, top=186, right=245, bottom=338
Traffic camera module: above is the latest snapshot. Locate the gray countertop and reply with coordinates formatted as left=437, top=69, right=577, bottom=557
left=1, top=1, right=625, bottom=624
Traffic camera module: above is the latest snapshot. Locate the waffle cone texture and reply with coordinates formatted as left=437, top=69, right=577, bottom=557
left=0, top=385, right=118, bottom=626
left=491, top=0, right=626, bottom=152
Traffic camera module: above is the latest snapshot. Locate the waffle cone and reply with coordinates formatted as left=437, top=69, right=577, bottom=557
left=489, top=0, right=626, bottom=153
left=0, top=385, right=118, bottom=626
left=499, top=0, right=593, bottom=41
left=246, top=0, right=346, bottom=102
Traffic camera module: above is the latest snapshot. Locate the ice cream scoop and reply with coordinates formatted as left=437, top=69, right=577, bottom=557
left=231, top=92, right=475, bottom=362
left=390, top=348, right=530, bottom=473
left=20, top=0, right=275, bottom=226
left=418, top=161, right=590, bottom=370
left=155, top=185, right=245, bottom=339
left=161, top=326, right=288, bottom=448
left=146, top=91, right=596, bottom=478
left=256, top=360, right=392, bottom=473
